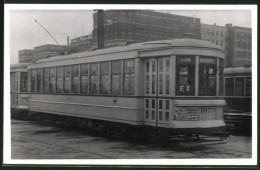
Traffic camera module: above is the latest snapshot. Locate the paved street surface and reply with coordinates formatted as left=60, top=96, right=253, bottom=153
left=11, top=119, right=252, bottom=159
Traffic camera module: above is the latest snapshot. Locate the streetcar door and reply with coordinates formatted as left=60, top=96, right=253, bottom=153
left=144, top=57, right=171, bottom=128
left=144, top=59, right=158, bottom=127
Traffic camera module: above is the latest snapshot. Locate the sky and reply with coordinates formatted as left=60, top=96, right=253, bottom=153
left=8, top=8, right=252, bottom=64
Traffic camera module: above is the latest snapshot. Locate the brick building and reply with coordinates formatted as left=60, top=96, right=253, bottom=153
left=18, top=49, right=34, bottom=63
left=33, top=44, right=69, bottom=61
left=201, top=23, right=226, bottom=49
left=225, top=24, right=252, bottom=67
left=92, top=10, right=201, bottom=48
left=70, top=34, right=93, bottom=52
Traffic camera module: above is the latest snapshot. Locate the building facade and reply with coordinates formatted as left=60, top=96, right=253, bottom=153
left=225, top=24, right=252, bottom=67
left=33, top=44, right=69, bottom=61
left=201, top=23, right=226, bottom=49
left=70, top=34, right=93, bottom=52
left=18, top=49, right=34, bottom=63
left=92, top=10, right=201, bottom=48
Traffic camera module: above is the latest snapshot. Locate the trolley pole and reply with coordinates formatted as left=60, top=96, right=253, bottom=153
left=34, top=19, right=60, bottom=45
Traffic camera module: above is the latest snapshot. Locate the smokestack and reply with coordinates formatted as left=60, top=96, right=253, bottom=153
left=97, top=10, right=104, bottom=49
left=67, top=36, right=70, bottom=46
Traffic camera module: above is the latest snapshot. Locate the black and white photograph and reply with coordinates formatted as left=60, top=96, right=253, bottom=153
left=3, top=4, right=257, bottom=166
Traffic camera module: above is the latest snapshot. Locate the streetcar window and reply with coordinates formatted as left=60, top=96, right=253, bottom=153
left=15, top=72, right=18, bottom=92
left=165, top=100, right=169, bottom=110
left=159, top=111, right=163, bottom=121
left=159, top=60, right=163, bottom=72
left=63, top=66, right=71, bottom=93
left=199, top=57, right=217, bottom=96
left=246, top=77, right=252, bottom=96
left=111, top=60, right=121, bottom=94
left=43, top=68, right=49, bottom=93
left=152, top=99, right=155, bottom=109
left=159, top=100, right=163, bottom=109
left=166, top=59, right=170, bottom=72
left=100, top=62, right=110, bottom=94
left=80, top=64, right=88, bottom=93
left=56, top=66, right=63, bottom=93
left=146, top=62, right=149, bottom=72
left=218, top=58, right=224, bottom=96
left=152, top=111, right=155, bottom=120
left=166, top=75, right=170, bottom=94
left=145, top=110, right=149, bottom=119
left=49, top=67, right=56, bottom=93
left=225, top=78, right=234, bottom=96
left=124, top=59, right=135, bottom=73
left=176, top=56, right=195, bottom=96
left=235, top=77, right=244, bottom=96
left=123, top=59, right=135, bottom=95
left=20, top=72, right=28, bottom=93
left=36, top=69, right=42, bottom=93
left=159, top=74, right=163, bottom=94
left=152, top=74, right=156, bottom=94
left=11, top=72, right=15, bottom=92
left=72, top=65, right=80, bottom=93
left=165, top=112, right=169, bottom=121
left=145, top=75, right=149, bottom=94
left=80, top=63, right=88, bottom=75
left=90, top=63, right=99, bottom=94
left=145, top=99, right=149, bottom=108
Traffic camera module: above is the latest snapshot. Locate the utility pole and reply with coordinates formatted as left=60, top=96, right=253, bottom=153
left=35, top=19, right=60, bottom=45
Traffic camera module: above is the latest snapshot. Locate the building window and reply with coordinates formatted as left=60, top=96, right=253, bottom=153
left=49, top=67, right=56, bottom=93
left=72, top=65, right=80, bottom=93
left=123, top=59, right=135, bottom=95
left=56, top=66, right=63, bottom=93
left=199, top=57, right=217, bottom=96
left=63, top=65, right=71, bottom=93
left=90, top=63, right=99, bottom=94
left=176, top=56, right=195, bottom=96
left=100, top=61, right=110, bottom=94
left=80, top=63, right=89, bottom=93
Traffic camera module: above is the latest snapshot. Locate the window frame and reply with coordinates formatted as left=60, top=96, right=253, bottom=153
left=175, top=56, right=195, bottom=96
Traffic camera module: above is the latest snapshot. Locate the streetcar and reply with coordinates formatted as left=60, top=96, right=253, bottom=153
left=223, top=67, right=252, bottom=133
left=10, top=63, right=29, bottom=119
left=25, top=38, right=227, bottom=142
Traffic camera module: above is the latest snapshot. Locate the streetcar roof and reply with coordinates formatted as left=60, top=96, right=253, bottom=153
left=224, top=67, right=252, bottom=75
left=10, top=63, right=30, bottom=69
left=30, top=39, right=224, bottom=64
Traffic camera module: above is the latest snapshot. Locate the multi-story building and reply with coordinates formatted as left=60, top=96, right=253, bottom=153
left=70, top=34, right=93, bottom=52
left=18, top=49, right=34, bottom=63
left=92, top=10, right=201, bottom=48
left=225, top=24, right=252, bottom=67
left=33, top=44, right=69, bottom=61
left=201, top=23, right=226, bottom=49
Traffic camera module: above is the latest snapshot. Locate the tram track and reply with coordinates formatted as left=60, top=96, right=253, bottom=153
left=12, top=136, right=114, bottom=159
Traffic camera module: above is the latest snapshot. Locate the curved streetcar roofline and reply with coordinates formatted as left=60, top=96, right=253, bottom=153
left=28, top=38, right=225, bottom=67
left=224, top=67, right=252, bottom=75
left=10, top=63, right=30, bottom=70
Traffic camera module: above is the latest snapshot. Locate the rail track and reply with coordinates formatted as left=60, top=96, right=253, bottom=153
left=11, top=119, right=252, bottom=159
left=12, top=136, right=114, bottom=159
